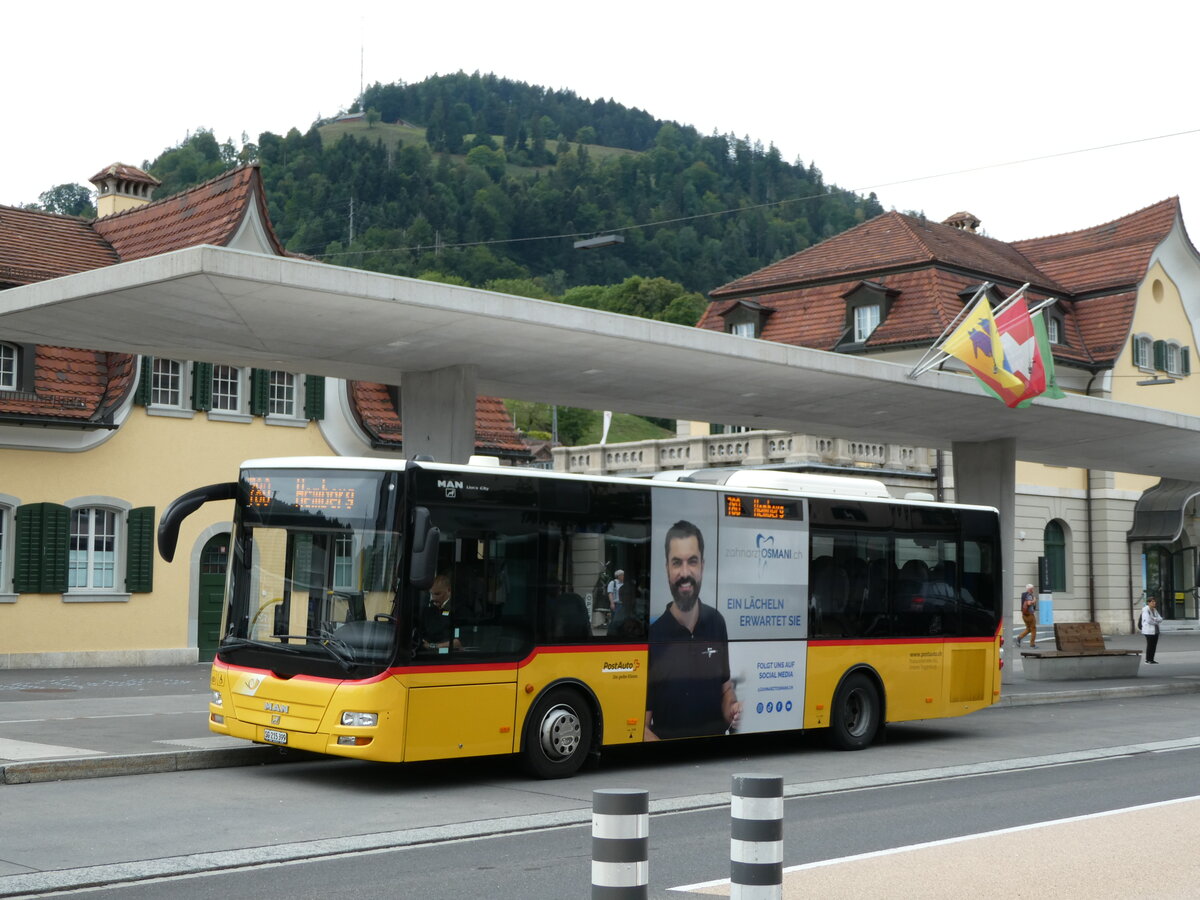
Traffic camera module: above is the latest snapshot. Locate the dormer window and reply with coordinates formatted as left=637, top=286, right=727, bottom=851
left=840, top=281, right=898, bottom=349
left=719, top=299, right=771, bottom=340
left=0, top=343, right=15, bottom=391
left=854, top=304, right=881, bottom=342
left=730, top=321, right=755, bottom=338
left=0, top=342, right=35, bottom=393
left=1046, top=315, right=1062, bottom=344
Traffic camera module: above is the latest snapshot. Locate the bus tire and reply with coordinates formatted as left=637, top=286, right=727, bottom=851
left=828, top=672, right=880, bottom=751
left=522, top=687, right=593, bottom=779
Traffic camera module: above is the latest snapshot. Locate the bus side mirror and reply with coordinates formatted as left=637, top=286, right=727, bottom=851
left=409, top=506, right=440, bottom=590
left=158, top=482, right=238, bottom=562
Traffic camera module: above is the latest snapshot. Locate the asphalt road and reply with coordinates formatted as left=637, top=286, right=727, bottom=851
left=3, top=692, right=1199, bottom=898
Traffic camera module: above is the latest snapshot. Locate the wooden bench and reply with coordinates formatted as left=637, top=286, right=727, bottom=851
left=1021, top=622, right=1140, bottom=680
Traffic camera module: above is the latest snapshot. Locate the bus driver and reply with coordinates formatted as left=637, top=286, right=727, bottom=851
left=644, top=520, right=742, bottom=740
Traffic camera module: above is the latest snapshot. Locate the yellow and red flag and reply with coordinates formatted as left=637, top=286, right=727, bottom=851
left=941, top=297, right=1026, bottom=403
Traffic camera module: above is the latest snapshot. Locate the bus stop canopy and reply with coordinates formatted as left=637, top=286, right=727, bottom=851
left=2, top=244, right=1199, bottom=482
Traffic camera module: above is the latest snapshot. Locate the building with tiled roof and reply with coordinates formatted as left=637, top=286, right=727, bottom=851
left=704, top=199, right=1200, bottom=633
left=564, top=200, right=1200, bottom=634
left=1, top=163, right=529, bottom=668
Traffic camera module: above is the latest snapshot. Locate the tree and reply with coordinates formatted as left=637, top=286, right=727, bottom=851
left=366, top=108, right=381, bottom=128
left=36, top=183, right=95, bottom=217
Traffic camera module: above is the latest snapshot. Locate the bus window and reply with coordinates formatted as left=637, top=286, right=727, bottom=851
left=415, top=505, right=538, bottom=660
left=539, top=480, right=651, bottom=643
left=810, top=531, right=891, bottom=638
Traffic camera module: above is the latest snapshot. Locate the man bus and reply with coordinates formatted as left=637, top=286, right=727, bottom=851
left=159, top=457, right=1003, bottom=778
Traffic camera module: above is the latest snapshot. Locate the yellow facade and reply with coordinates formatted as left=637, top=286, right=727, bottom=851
left=1, top=408, right=334, bottom=660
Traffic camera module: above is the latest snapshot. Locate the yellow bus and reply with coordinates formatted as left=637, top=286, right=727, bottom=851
left=159, top=457, right=1003, bottom=778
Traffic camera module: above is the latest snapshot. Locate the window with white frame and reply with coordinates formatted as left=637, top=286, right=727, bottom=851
left=730, top=321, right=755, bottom=338
left=1166, top=341, right=1183, bottom=377
left=211, top=364, right=244, bottom=412
left=268, top=371, right=298, bottom=417
left=1133, top=334, right=1154, bottom=370
left=0, top=343, right=16, bottom=391
left=0, top=502, right=10, bottom=594
left=854, top=304, right=881, bottom=342
left=69, top=507, right=119, bottom=591
left=333, top=534, right=355, bottom=590
left=150, top=358, right=187, bottom=408
left=1047, top=316, right=1061, bottom=344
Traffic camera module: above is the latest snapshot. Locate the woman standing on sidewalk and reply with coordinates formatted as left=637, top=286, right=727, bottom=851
left=1017, top=584, right=1037, bottom=648
left=1140, top=595, right=1164, bottom=663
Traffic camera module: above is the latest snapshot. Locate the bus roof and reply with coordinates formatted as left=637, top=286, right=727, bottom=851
left=238, top=456, right=996, bottom=513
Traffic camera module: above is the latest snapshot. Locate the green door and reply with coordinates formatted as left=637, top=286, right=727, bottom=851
left=198, top=534, right=229, bottom=662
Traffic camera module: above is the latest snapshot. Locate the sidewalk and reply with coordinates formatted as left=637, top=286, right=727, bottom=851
left=3, top=630, right=1200, bottom=785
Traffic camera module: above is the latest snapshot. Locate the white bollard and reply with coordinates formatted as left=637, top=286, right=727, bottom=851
left=730, top=773, right=783, bottom=899
left=592, top=788, right=649, bottom=899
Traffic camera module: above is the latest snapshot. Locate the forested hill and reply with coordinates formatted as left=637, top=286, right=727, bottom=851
left=144, top=72, right=883, bottom=301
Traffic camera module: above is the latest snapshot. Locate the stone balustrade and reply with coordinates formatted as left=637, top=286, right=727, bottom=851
left=552, top=429, right=936, bottom=482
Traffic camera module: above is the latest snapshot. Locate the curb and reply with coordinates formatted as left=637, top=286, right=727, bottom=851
left=1, top=745, right=310, bottom=786
left=995, top=680, right=1200, bottom=707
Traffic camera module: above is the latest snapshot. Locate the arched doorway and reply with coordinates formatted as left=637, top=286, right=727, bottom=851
left=198, top=533, right=229, bottom=662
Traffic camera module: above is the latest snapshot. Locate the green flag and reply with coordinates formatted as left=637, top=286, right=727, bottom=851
left=1028, top=311, right=1066, bottom=401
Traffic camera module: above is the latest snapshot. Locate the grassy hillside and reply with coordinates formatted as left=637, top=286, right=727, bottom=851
left=318, top=118, right=639, bottom=170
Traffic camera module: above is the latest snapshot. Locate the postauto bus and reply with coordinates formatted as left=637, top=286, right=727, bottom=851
left=159, top=456, right=1003, bottom=778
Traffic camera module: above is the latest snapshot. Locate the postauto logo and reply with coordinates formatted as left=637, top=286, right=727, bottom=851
left=602, top=659, right=640, bottom=673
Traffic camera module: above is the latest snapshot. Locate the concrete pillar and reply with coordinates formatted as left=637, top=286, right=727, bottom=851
left=400, top=365, right=477, bottom=463
left=952, top=439, right=1016, bottom=683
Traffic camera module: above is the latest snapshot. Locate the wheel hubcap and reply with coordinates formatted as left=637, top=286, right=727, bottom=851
left=539, top=705, right=581, bottom=760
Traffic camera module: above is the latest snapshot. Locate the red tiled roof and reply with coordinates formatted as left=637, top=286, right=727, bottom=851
left=350, top=383, right=530, bottom=458
left=2, top=165, right=289, bottom=426
left=710, top=212, right=1064, bottom=299
left=1011, top=198, right=1179, bottom=295
left=0, top=205, right=118, bottom=287
left=94, top=165, right=286, bottom=261
left=701, top=202, right=1185, bottom=370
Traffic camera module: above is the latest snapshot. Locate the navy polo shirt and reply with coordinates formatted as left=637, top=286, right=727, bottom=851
left=646, top=601, right=732, bottom=739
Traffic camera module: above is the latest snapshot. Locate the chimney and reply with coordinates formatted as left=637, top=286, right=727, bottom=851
left=89, top=163, right=161, bottom=218
left=942, top=211, right=981, bottom=233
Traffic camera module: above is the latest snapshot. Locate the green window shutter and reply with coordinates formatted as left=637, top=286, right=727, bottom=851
left=192, top=362, right=213, bottom=411
left=134, top=356, right=153, bottom=406
left=1183, top=347, right=1192, bottom=376
left=249, top=369, right=270, bottom=416
left=13, top=502, right=69, bottom=593
left=125, top=507, right=155, bottom=593
left=304, top=375, right=325, bottom=420
left=1153, top=340, right=1167, bottom=371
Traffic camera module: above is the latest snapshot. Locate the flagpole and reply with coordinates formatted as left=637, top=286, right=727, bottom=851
left=991, top=282, right=1030, bottom=319
left=907, top=281, right=993, bottom=379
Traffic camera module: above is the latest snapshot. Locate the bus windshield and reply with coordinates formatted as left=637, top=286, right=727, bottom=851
left=218, top=468, right=403, bottom=677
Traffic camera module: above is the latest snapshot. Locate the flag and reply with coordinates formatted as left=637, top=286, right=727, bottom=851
left=995, top=298, right=1046, bottom=407
left=941, top=298, right=1026, bottom=402
left=1030, top=311, right=1066, bottom=400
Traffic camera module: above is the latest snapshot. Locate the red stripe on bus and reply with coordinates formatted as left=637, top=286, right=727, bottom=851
left=809, top=635, right=998, bottom=647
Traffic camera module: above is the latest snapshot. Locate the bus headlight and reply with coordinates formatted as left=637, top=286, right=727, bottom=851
left=341, top=711, right=378, bottom=727
left=211, top=690, right=223, bottom=707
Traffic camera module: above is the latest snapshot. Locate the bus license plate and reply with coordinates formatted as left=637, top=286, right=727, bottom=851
left=263, top=728, right=288, bottom=745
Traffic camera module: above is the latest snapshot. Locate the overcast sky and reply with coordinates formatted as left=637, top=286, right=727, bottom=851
left=5, top=1, right=1197, bottom=243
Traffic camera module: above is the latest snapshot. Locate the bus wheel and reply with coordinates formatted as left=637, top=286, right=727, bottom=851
left=522, top=688, right=592, bottom=779
left=828, top=672, right=880, bottom=750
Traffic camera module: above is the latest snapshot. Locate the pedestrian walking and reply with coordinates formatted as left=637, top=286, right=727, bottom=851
left=1016, top=583, right=1038, bottom=648
left=1140, top=595, right=1164, bottom=663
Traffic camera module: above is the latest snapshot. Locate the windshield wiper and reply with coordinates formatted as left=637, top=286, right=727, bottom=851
left=221, top=634, right=355, bottom=672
